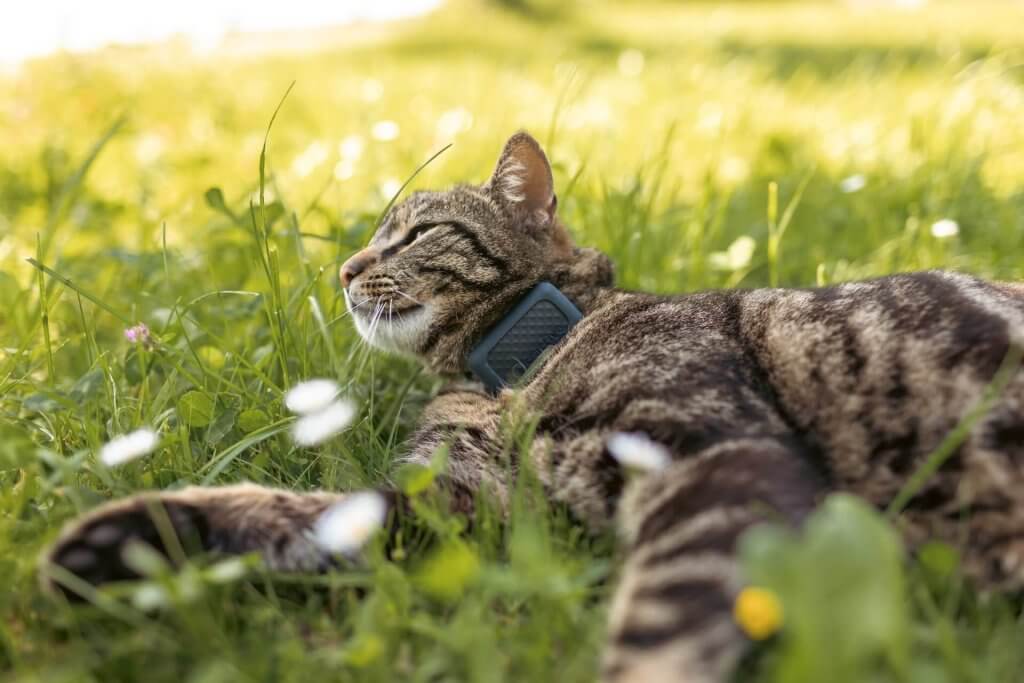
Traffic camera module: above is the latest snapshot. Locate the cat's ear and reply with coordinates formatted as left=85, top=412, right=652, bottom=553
left=486, top=131, right=557, bottom=228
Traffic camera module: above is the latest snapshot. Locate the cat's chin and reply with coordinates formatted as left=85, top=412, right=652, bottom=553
left=349, top=297, right=433, bottom=356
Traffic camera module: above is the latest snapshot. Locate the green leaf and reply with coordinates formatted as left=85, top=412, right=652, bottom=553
left=205, top=408, right=237, bottom=445
left=0, top=424, right=36, bottom=469
left=415, top=541, right=481, bottom=602
left=178, top=391, right=216, bottom=428
left=121, top=541, right=170, bottom=577
left=395, top=463, right=436, bottom=496
left=197, top=345, right=225, bottom=370
left=204, top=187, right=231, bottom=217
left=343, top=634, right=384, bottom=668
left=0, top=271, right=22, bottom=309
left=740, top=493, right=910, bottom=681
left=918, top=541, right=960, bottom=582
left=22, top=391, right=67, bottom=413
left=251, top=344, right=274, bottom=369
left=396, top=443, right=449, bottom=496
left=261, top=200, right=285, bottom=230
left=237, top=409, right=270, bottom=434
left=124, top=348, right=149, bottom=384
left=200, top=419, right=292, bottom=485
left=69, top=368, right=105, bottom=405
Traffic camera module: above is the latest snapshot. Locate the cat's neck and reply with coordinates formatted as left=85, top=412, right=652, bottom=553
left=558, top=282, right=616, bottom=315
left=548, top=246, right=617, bottom=314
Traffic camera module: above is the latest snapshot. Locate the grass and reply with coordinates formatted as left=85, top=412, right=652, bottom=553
left=3, top=1, right=1024, bottom=681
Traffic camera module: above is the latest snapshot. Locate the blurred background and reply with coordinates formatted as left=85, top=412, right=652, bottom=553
left=2, top=0, right=1023, bottom=297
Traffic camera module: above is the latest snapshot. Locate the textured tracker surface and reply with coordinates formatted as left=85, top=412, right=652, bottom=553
left=488, top=300, right=573, bottom=384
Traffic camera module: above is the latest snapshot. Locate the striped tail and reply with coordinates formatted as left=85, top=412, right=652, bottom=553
left=603, top=435, right=824, bottom=682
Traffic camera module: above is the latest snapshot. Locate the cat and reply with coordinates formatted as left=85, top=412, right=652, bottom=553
left=44, top=131, right=1024, bottom=683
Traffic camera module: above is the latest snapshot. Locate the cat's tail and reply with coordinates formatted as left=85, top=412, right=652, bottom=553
left=602, top=435, right=824, bottom=683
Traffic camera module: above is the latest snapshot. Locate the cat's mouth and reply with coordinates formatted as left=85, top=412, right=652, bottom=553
left=347, top=294, right=423, bottom=320
left=344, top=290, right=432, bottom=354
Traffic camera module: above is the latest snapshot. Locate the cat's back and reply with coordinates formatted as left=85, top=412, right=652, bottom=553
left=526, top=271, right=1024, bottom=503
left=738, top=271, right=1024, bottom=427
left=737, top=270, right=1024, bottom=501
left=535, top=270, right=1024, bottom=401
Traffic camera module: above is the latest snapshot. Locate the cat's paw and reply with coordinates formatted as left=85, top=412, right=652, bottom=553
left=42, top=494, right=209, bottom=599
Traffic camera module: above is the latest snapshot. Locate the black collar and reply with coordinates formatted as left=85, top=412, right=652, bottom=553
left=468, top=282, right=583, bottom=393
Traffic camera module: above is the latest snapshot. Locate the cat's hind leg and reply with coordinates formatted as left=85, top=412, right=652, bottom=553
left=42, top=483, right=354, bottom=598
left=602, top=436, right=825, bottom=683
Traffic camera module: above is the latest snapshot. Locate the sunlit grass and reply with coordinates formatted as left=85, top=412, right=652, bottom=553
left=3, top=1, right=1024, bottom=681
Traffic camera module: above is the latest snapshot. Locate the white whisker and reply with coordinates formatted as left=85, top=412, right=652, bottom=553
left=347, top=282, right=432, bottom=356
left=394, top=289, right=425, bottom=307
left=336, top=290, right=372, bottom=325
left=367, top=301, right=384, bottom=344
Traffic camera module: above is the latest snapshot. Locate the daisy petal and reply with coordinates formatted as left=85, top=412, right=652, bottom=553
left=100, top=428, right=159, bottom=467
left=930, top=218, right=959, bottom=239
left=312, top=491, right=388, bottom=555
left=606, top=432, right=671, bottom=472
left=285, top=379, right=340, bottom=415
left=292, top=399, right=356, bottom=446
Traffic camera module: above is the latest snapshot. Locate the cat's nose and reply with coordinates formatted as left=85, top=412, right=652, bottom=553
left=340, top=248, right=380, bottom=289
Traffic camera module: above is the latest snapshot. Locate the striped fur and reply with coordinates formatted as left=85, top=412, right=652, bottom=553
left=44, top=132, right=1024, bottom=682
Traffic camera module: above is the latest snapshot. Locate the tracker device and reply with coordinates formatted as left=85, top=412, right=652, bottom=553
left=468, top=282, right=583, bottom=393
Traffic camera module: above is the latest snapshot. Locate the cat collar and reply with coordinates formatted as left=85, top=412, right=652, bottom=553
left=468, top=281, right=583, bottom=393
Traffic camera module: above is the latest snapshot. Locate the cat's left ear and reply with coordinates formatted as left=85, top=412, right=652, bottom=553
left=486, top=131, right=557, bottom=228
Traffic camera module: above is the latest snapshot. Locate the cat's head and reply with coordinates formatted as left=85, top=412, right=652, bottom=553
left=340, top=131, right=614, bottom=375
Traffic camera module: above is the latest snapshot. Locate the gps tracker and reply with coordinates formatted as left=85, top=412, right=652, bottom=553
left=468, top=282, right=583, bottom=393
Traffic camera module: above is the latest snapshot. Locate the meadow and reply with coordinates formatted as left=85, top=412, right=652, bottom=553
left=3, top=1, right=1024, bottom=681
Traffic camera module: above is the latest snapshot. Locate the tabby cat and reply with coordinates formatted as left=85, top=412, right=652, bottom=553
left=45, top=132, right=1024, bottom=683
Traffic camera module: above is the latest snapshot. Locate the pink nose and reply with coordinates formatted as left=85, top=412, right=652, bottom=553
left=340, top=248, right=380, bottom=288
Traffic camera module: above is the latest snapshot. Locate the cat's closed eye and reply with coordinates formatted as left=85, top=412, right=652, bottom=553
left=407, top=222, right=438, bottom=245
left=382, top=222, right=439, bottom=258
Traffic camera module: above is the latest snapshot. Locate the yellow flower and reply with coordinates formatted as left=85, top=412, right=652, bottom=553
left=733, top=586, right=784, bottom=640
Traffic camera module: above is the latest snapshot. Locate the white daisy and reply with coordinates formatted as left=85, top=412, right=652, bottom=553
left=338, top=134, right=365, bottom=161
left=718, top=156, right=750, bottom=185
left=839, top=174, right=866, bottom=194
left=334, top=158, right=357, bottom=181
left=291, top=140, right=329, bottom=179
left=709, top=236, right=756, bottom=272
left=435, top=107, right=474, bottom=139
left=292, top=399, right=356, bottom=446
left=100, top=428, right=159, bottom=467
left=134, top=133, right=165, bottom=164
left=607, top=432, right=671, bottom=472
left=931, top=218, right=959, bottom=239
left=284, top=379, right=340, bottom=416
left=312, top=491, right=388, bottom=555
left=371, top=120, right=400, bottom=142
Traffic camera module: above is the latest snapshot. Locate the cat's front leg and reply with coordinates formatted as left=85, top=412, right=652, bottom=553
left=44, top=385, right=508, bottom=598
left=42, top=483, right=362, bottom=597
left=603, top=435, right=825, bottom=683
left=400, top=381, right=510, bottom=513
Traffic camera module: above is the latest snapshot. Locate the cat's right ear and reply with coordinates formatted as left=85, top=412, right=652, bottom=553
left=485, top=131, right=557, bottom=229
